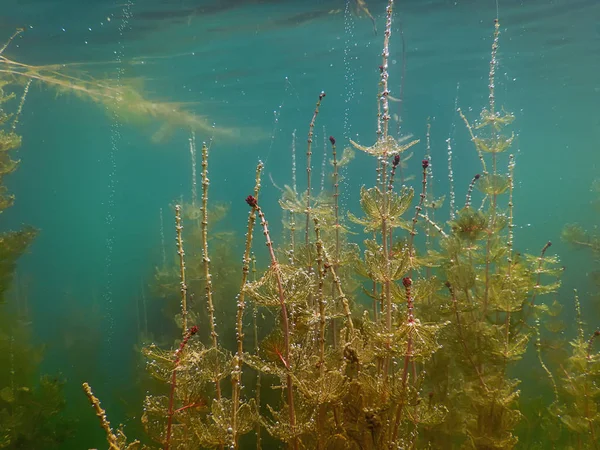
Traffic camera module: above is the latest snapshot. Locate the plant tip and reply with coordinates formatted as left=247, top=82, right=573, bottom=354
left=402, top=276, right=412, bottom=288
left=393, top=154, right=400, bottom=167
left=329, top=136, right=336, bottom=146
left=422, top=159, right=429, bottom=169
left=245, top=195, right=258, bottom=208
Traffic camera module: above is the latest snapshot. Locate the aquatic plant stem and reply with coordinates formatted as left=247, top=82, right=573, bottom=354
left=314, top=218, right=327, bottom=374
left=380, top=0, right=394, bottom=354
left=174, top=205, right=188, bottom=334
left=445, top=282, right=487, bottom=389
left=408, top=159, right=429, bottom=256
left=200, top=142, right=222, bottom=401
left=232, top=161, right=263, bottom=448
left=458, top=109, right=488, bottom=176
left=289, top=130, right=297, bottom=262
left=165, top=325, right=199, bottom=450
left=464, top=174, right=481, bottom=209
left=330, top=136, right=340, bottom=347
left=189, top=133, right=197, bottom=207
left=245, top=195, right=298, bottom=450
left=380, top=1, right=393, bottom=141
left=517, top=241, right=553, bottom=331
left=483, top=19, right=501, bottom=316
left=534, top=319, right=559, bottom=405
left=305, top=92, right=325, bottom=249
left=321, top=245, right=354, bottom=335
left=503, top=155, right=516, bottom=365
left=0, top=28, right=23, bottom=55
left=313, top=216, right=328, bottom=450
left=252, top=302, right=262, bottom=450
left=378, top=1, right=395, bottom=390
left=396, top=8, right=406, bottom=137
left=82, top=382, right=122, bottom=450
left=391, top=276, right=415, bottom=443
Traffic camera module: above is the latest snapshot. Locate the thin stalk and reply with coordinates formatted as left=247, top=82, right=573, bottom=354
left=200, top=142, right=222, bottom=401
left=174, top=205, right=188, bottom=334
left=330, top=135, right=340, bottom=348
left=165, top=326, right=199, bottom=450
left=391, top=277, right=415, bottom=443
left=245, top=195, right=298, bottom=450
left=305, top=92, right=326, bottom=248
left=251, top=254, right=262, bottom=450
left=314, top=218, right=327, bottom=374
left=231, top=162, right=263, bottom=448
left=82, top=382, right=124, bottom=450
left=290, top=130, right=297, bottom=262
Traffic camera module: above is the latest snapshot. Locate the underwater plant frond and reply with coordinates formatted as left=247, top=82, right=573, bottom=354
left=449, top=208, right=488, bottom=242
left=476, top=107, right=515, bottom=132
left=191, top=398, right=258, bottom=448
left=349, top=134, right=419, bottom=158
left=348, top=185, right=413, bottom=233
left=0, top=40, right=264, bottom=143
left=473, top=132, right=515, bottom=154
left=476, top=173, right=510, bottom=196
left=357, top=238, right=412, bottom=283
left=243, top=263, right=314, bottom=309
left=263, top=400, right=315, bottom=444
left=332, top=146, right=355, bottom=167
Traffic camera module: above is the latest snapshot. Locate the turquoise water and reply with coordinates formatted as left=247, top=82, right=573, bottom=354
left=1, top=0, right=599, bottom=448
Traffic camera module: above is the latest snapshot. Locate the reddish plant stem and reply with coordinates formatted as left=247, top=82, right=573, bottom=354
left=165, top=325, right=198, bottom=450
left=246, top=195, right=298, bottom=450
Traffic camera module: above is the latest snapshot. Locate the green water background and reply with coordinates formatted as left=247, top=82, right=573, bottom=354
left=1, top=0, right=599, bottom=447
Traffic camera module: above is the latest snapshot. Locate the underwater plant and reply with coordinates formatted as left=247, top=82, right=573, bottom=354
left=0, top=68, right=73, bottom=450
left=0, top=29, right=258, bottom=144
left=562, top=180, right=600, bottom=308
left=532, top=289, right=600, bottom=449
left=81, top=2, right=575, bottom=449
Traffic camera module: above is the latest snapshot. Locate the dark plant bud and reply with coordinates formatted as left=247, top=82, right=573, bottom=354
left=402, top=277, right=412, bottom=288
left=319, top=91, right=326, bottom=100
left=245, top=195, right=258, bottom=208
left=393, top=154, right=400, bottom=167
left=475, top=173, right=481, bottom=180
left=329, top=136, right=336, bottom=146
left=594, top=330, right=600, bottom=337
left=190, top=325, right=199, bottom=335
left=422, top=159, right=429, bottom=169
left=379, top=65, right=384, bottom=72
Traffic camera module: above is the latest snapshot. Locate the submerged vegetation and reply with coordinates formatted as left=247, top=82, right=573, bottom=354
left=78, top=2, right=597, bottom=449
left=0, top=29, right=259, bottom=144
left=0, top=73, right=72, bottom=449
left=0, top=0, right=595, bottom=449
